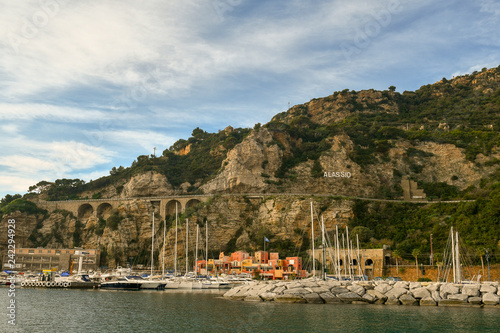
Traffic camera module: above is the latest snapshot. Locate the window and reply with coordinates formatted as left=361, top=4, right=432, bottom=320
left=47, top=250, right=51, bottom=254
left=29, top=250, right=34, bottom=254
left=66, top=251, right=69, bottom=254
left=39, top=250, right=42, bottom=253
left=19, top=250, right=22, bottom=253
left=56, top=250, right=61, bottom=255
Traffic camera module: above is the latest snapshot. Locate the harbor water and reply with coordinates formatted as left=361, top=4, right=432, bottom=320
left=1, top=287, right=500, bottom=332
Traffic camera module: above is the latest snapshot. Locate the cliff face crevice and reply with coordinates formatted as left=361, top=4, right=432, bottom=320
left=200, top=128, right=283, bottom=193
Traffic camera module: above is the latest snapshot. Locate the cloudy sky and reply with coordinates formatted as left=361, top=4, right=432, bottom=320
left=0, top=0, right=499, bottom=198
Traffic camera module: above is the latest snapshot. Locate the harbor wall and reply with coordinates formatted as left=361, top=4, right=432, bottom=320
left=383, top=264, right=500, bottom=282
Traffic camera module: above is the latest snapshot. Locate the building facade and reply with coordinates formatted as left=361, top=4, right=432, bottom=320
left=3, top=248, right=100, bottom=272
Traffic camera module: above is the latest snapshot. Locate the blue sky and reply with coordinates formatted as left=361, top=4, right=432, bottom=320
left=0, top=0, right=499, bottom=198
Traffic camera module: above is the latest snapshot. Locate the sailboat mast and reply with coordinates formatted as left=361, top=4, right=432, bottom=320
left=451, top=226, right=456, bottom=283
left=174, top=203, right=178, bottom=277
left=206, top=222, right=209, bottom=276
left=346, top=226, right=352, bottom=280
left=186, top=218, right=189, bottom=275
left=162, top=219, right=166, bottom=278
left=311, top=201, right=315, bottom=277
left=195, top=224, right=199, bottom=277
left=151, top=212, right=155, bottom=277
left=321, top=216, right=326, bottom=280
left=455, top=231, right=461, bottom=283
left=336, top=225, right=341, bottom=280
left=342, top=233, right=346, bottom=278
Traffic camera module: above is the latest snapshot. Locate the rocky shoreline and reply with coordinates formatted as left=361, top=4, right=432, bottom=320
left=223, top=279, right=500, bottom=307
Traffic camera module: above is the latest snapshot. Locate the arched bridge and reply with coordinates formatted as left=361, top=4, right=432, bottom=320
left=33, top=195, right=212, bottom=220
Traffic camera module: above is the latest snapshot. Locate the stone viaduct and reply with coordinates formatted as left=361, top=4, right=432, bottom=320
left=33, top=195, right=212, bottom=220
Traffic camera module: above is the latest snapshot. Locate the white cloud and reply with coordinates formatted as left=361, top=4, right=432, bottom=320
left=86, top=129, right=177, bottom=153
left=0, top=103, right=110, bottom=122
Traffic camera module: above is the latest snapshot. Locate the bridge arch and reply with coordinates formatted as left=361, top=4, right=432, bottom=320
left=78, top=204, right=94, bottom=220
left=365, top=259, right=373, bottom=266
left=185, top=199, right=201, bottom=210
left=97, top=203, right=113, bottom=219
left=165, top=200, right=182, bottom=216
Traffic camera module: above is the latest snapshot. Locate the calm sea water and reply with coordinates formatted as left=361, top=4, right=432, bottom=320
left=1, top=287, right=499, bottom=332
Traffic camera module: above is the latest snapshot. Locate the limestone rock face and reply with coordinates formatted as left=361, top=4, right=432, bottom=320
left=200, top=128, right=282, bottom=193
left=121, top=171, right=173, bottom=198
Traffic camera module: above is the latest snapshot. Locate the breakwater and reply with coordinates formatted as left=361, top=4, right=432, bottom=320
left=223, top=279, right=500, bottom=307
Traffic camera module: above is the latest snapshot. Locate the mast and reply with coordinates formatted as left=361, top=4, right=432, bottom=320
left=346, top=226, right=352, bottom=280
left=310, top=201, right=315, bottom=277
left=342, top=233, right=346, bottom=279
left=206, top=222, right=208, bottom=276
left=162, top=219, right=166, bottom=278
left=356, top=234, right=362, bottom=278
left=185, top=218, right=189, bottom=275
left=195, top=224, right=199, bottom=277
left=451, top=226, right=456, bottom=283
left=321, top=216, right=326, bottom=280
left=151, top=212, right=155, bottom=277
left=336, top=225, right=341, bottom=280
left=455, top=231, right=461, bottom=283
left=174, top=203, right=178, bottom=277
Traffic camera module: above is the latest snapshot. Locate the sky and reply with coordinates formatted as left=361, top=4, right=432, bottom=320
left=0, top=0, right=499, bottom=198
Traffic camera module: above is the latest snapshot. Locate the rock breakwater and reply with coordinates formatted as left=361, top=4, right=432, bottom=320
left=223, top=279, right=500, bottom=307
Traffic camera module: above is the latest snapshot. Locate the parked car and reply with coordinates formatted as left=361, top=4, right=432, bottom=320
left=374, top=277, right=384, bottom=281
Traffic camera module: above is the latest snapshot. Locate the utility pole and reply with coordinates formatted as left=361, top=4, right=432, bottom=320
left=485, top=249, right=491, bottom=282
left=430, top=234, right=434, bottom=266
left=153, top=147, right=157, bottom=157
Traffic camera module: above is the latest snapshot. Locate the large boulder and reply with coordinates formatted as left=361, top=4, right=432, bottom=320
left=411, top=287, right=431, bottom=299
left=347, top=284, right=366, bottom=296
left=462, top=284, right=480, bottom=297
left=260, top=292, right=277, bottom=301
left=440, top=284, right=460, bottom=299
left=274, top=294, right=306, bottom=303
left=431, top=290, right=442, bottom=303
left=480, top=284, right=497, bottom=294
left=409, top=282, right=422, bottom=290
left=420, top=296, right=437, bottom=306
left=337, top=292, right=367, bottom=303
left=303, top=293, right=324, bottom=304
left=374, top=283, right=392, bottom=294
left=283, top=287, right=309, bottom=295
left=385, top=297, right=400, bottom=305
left=367, top=289, right=388, bottom=304
left=362, top=293, right=377, bottom=304
left=385, top=287, right=408, bottom=299
left=482, top=293, right=500, bottom=306
left=439, top=299, right=468, bottom=307
left=468, top=297, right=483, bottom=305
left=399, top=294, right=418, bottom=306
left=394, top=281, right=410, bottom=289
left=447, top=294, right=468, bottom=302
left=426, top=283, right=440, bottom=292
left=319, top=292, right=342, bottom=304
left=330, top=286, right=350, bottom=295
